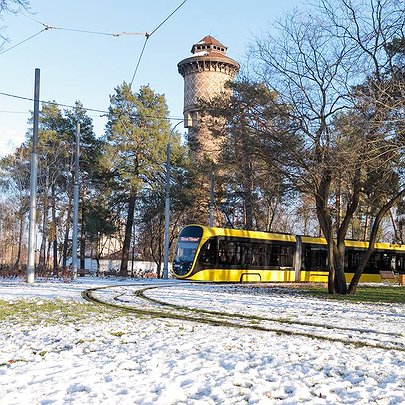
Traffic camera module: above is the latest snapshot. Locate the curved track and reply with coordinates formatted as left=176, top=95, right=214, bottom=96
left=82, top=283, right=405, bottom=352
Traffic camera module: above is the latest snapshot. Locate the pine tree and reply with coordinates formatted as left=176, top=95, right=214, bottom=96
left=104, top=83, right=171, bottom=276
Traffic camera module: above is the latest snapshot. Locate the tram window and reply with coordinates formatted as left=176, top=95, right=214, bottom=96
left=304, top=246, right=327, bottom=270
left=199, top=239, right=216, bottom=264
left=280, top=246, right=294, bottom=267
left=269, top=245, right=280, bottom=266
left=347, top=250, right=364, bottom=271
left=381, top=253, right=395, bottom=270
left=241, top=243, right=251, bottom=265
left=218, top=239, right=293, bottom=268
left=397, top=255, right=405, bottom=273
left=218, top=240, right=236, bottom=265
left=368, top=252, right=381, bottom=270
left=268, top=244, right=294, bottom=267
left=234, top=243, right=251, bottom=266
left=367, top=252, right=402, bottom=273
left=251, top=243, right=266, bottom=266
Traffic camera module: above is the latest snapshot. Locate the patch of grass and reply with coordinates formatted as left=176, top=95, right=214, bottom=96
left=76, top=338, right=96, bottom=344
left=110, top=331, right=126, bottom=337
left=0, top=358, right=28, bottom=367
left=301, top=285, right=405, bottom=303
left=0, top=298, right=126, bottom=326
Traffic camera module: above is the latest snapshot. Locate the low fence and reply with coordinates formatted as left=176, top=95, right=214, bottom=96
left=68, top=259, right=172, bottom=278
left=0, top=260, right=172, bottom=279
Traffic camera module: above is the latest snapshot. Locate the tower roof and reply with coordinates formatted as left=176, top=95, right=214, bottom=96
left=191, top=36, right=227, bottom=54
left=178, top=35, right=240, bottom=74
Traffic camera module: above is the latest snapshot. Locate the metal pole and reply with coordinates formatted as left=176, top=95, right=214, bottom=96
left=163, top=121, right=182, bottom=279
left=27, top=68, right=40, bottom=284
left=71, top=123, right=80, bottom=279
left=209, top=168, right=215, bottom=227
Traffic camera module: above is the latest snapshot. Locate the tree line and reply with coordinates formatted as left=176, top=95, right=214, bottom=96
left=201, top=0, right=405, bottom=293
left=0, top=84, right=193, bottom=278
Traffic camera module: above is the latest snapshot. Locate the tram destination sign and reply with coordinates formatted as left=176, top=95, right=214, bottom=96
left=179, top=236, right=200, bottom=243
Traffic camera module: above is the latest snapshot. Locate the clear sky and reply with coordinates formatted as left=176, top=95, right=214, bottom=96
left=0, top=0, right=302, bottom=156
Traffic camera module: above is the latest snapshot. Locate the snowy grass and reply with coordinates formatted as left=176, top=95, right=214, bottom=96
left=1, top=279, right=404, bottom=404
left=0, top=298, right=133, bottom=326
left=301, top=285, right=405, bottom=303
left=226, top=283, right=405, bottom=303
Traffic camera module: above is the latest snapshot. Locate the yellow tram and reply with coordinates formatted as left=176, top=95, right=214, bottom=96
left=172, top=225, right=405, bottom=283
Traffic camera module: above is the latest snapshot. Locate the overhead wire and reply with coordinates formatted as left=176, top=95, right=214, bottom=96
left=1, top=5, right=188, bottom=122
left=129, top=36, right=149, bottom=88
left=0, top=28, right=48, bottom=55
left=0, top=91, right=107, bottom=114
left=129, top=0, right=188, bottom=88
left=0, top=110, right=29, bottom=114
left=21, top=11, right=147, bottom=37
left=148, top=0, right=188, bottom=38
left=60, top=28, right=147, bottom=37
left=0, top=91, right=184, bottom=122
left=2, top=3, right=188, bottom=86
left=0, top=12, right=148, bottom=55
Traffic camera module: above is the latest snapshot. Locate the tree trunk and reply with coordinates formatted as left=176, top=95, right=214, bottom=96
left=14, top=212, right=24, bottom=268
left=327, top=235, right=335, bottom=294
left=46, top=239, right=51, bottom=271
left=39, top=169, right=49, bottom=270
left=38, top=210, right=46, bottom=270
left=51, top=184, right=58, bottom=274
left=120, top=187, right=137, bottom=277
left=62, top=192, right=73, bottom=269
left=242, top=156, right=253, bottom=230
left=80, top=187, right=86, bottom=270
left=347, top=188, right=405, bottom=294
left=314, top=172, right=348, bottom=293
left=333, top=242, right=347, bottom=294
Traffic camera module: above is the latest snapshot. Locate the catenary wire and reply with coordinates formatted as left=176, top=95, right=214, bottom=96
left=0, top=28, right=47, bottom=55
left=0, top=91, right=184, bottom=121
left=0, top=12, right=148, bottom=55
left=21, top=11, right=147, bottom=37
left=3, top=4, right=187, bottom=88
left=129, top=36, right=149, bottom=88
left=148, top=0, right=188, bottom=38
left=129, top=0, right=188, bottom=88
left=0, top=110, right=28, bottom=114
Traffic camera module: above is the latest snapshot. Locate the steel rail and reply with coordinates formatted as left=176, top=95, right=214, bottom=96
left=82, top=284, right=405, bottom=352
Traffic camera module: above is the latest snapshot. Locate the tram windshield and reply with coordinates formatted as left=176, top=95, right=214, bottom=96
left=173, top=226, right=202, bottom=276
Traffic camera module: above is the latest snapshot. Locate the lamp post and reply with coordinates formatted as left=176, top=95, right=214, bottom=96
left=163, top=120, right=183, bottom=279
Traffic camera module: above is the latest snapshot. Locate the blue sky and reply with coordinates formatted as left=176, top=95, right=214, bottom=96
left=0, top=0, right=302, bottom=155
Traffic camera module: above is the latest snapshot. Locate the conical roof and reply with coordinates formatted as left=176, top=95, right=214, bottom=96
left=178, top=35, right=239, bottom=74
left=191, top=36, right=227, bottom=54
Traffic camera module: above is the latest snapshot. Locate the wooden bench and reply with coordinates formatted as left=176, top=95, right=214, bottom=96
left=379, top=270, right=399, bottom=285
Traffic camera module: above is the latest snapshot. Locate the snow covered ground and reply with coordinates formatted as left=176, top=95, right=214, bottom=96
left=0, top=277, right=404, bottom=404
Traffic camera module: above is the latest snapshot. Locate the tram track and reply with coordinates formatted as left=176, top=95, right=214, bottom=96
left=82, top=283, right=405, bottom=352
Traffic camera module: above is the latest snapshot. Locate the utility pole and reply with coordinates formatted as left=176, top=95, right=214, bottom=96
left=209, top=169, right=215, bottom=227
left=27, top=68, right=40, bottom=284
left=163, top=121, right=182, bottom=279
left=71, top=123, right=80, bottom=279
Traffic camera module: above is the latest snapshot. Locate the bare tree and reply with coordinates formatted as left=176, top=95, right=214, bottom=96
left=0, top=0, right=30, bottom=43
left=249, top=0, right=405, bottom=293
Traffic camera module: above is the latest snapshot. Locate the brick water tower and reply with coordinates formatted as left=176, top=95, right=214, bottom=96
left=178, top=36, right=240, bottom=161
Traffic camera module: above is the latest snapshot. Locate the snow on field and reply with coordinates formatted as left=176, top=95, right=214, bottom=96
left=0, top=277, right=404, bottom=405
